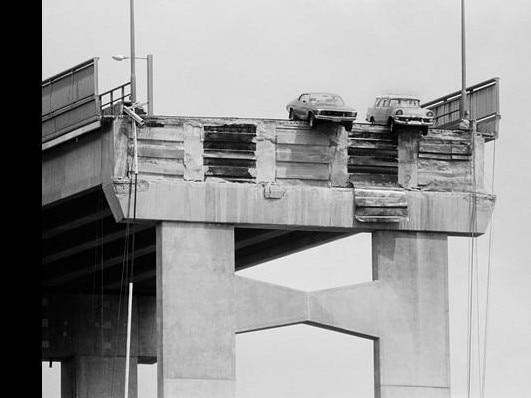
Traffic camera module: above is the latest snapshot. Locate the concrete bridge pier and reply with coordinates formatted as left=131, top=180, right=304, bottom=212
left=153, top=224, right=451, bottom=398
left=372, top=231, right=450, bottom=398
left=42, top=292, right=143, bottom=398
left=156, top=222, right=235, bottom=398
left=61, top=355, right=138, bottom=398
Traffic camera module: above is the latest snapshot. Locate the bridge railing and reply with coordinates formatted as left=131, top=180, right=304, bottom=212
left=421, top=77, right=500, bottom=141
left=42, top=57, right=133, bottom=147
left=42, top=58, right=101, bottom=143
left=100, top=82, right=131, bottom=115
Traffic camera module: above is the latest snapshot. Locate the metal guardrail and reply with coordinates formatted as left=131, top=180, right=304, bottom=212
left=42, top=56, right=133, bottom=149
left=100, top=82, right=131, bottom=114
left=42, top=58, right=101, bottom=143
left=422, top=77, right=500, bottom=140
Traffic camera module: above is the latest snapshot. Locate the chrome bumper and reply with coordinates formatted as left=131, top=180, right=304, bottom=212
left=315, top=115, right=357, bottom=122
left=394, top=118, right=433, bottom=126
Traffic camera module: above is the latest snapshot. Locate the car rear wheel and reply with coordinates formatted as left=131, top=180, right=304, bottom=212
left=343, top=121, right=353, bottom=132
left=388, top=117, right=395, bottom=131
left=308, top=112, right=317, bottom=129
left=289, top=108, right=297, bottom=120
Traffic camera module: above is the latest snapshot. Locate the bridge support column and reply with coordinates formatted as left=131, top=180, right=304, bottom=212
left=61, top=355, right=137, bottom=398
left=372, top=231, right=450, bottom=398
left=156, top=222, right=235, bottom=398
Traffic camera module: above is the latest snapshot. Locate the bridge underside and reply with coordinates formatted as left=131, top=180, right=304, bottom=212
left=42, top=187, right=352, bottom=295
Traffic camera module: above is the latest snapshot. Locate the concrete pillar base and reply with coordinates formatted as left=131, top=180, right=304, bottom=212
left=61, top=355, right=137, bottom=398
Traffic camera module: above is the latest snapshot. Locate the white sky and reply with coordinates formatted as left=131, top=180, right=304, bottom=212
left=42, top=0, right=531, bottom=397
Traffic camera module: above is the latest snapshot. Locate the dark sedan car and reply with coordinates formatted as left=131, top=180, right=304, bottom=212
left=286, top=93, right=357, bottom=131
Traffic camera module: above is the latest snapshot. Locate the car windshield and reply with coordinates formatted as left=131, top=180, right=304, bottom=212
left=389, top=98, right=420, bottom=107
left=309, top=94, right=344, bottom=105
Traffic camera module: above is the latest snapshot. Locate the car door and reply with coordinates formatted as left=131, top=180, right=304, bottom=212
left=296, top=94, right=310, bottom=119
left=371, top=98, right=382, bottom=123
left=370, top=98, right=382, bottom=122
left=379, top=98, right=390, bottom=123
left=367, top=99, right=377, bottom=121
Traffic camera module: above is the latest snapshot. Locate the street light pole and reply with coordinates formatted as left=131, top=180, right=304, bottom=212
left=147, top=54, right=153, bottom=115
left=125, top=3, right=136, bottom=397
left=112, top=55, right=154, bottom=115
left=112, top=54, right=153, bottom=116
left=460, top=0, right=467, bottom=120
left=130, top=0, right=137, bottom=104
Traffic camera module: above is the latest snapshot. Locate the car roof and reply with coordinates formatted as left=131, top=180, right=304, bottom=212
left=301, top=92, right=341, bottom=97
left=376, top=94, right=420, bottom=100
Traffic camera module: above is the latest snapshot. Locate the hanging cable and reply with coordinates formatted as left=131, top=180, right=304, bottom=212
left=89, top=194, right=102, bottom=355
left=480, top=140, right=497, bottom=398
left=111, top=114, right=138, bottom=397
left=466, top=120, right=481, bottom=398
left=125, top=113, right=140, bottom=398
left=98, top=193, right=105, bottom=359
left=474, top=126, right=484, bottom=397
left=465, top=121, right=498, bottom=398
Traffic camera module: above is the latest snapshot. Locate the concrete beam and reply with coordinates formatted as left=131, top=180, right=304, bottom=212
left=308, top=282, right=383, bottom=339
left=43, top=244, right=156, bottom=287
left=42, top=208, right=112, bottom=239
left=42, top=223, right=151, bottom=265
left=235, top=276, right=308, bottom=333
left=42, top=130, right=105, bottom=205
left=108, top=177, right=494, bottom=235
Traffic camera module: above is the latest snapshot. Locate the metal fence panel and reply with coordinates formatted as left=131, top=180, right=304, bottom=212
left=42, top=58, right=101, bottom=143
left=42, top=101, right=101, bottom=143
left=422, top=78, right=500, bottom=140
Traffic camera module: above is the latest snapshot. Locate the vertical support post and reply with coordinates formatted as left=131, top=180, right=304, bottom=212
left=372, top=231, right=451, bottom=398
left=397, top=128, right=419, bottom=189
left=255, top=121, right=277, bottom=184
left=156, top=222, right=235, bottom=398
left=472, top=127, right=485, bottom=192
left=147, top=54, right=154, bottom=115
left=124, top=282, right=134, bottom=398
left=132, top=121, right=139, bottom=175
left=329, top=124, right=349, bottom=187
left=183, top=123, right=205, bottom=181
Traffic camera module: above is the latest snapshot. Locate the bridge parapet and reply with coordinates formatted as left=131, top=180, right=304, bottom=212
left=115, top=115, right=485, bottom=191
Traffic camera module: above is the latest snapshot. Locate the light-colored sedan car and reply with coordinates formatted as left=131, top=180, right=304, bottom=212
left=286, top=93, right=357, bottom=131
left=366, top=95, right=434, bottom=130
